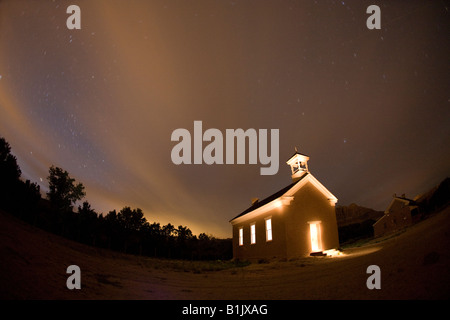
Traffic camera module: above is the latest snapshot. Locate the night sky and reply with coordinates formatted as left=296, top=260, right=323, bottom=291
left=0, top=1, right=449, bottom=238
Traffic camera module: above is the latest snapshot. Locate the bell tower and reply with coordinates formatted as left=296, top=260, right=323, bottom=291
left=286, top=148, right=310, bottom=182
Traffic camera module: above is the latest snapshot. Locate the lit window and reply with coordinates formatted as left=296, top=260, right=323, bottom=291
left=250, top=223, right=256, bottom=244
left=239, top=227, right=243, bottom=246
left=265, top=218, right=272, bottom=241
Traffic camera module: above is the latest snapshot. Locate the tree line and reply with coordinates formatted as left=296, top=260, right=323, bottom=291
left=0, top=136, right=232, bottom=260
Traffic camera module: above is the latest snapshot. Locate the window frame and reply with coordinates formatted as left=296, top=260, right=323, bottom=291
left=238, top=227, right=244, bottom=246
left=265, top=217, right=272, bottom=242
left=250, top=223, right=256, bottom=244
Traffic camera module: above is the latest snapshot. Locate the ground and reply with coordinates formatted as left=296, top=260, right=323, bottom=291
left=0, top=207, right=449, bottom=299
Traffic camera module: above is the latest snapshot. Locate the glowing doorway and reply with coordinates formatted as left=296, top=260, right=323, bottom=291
left=309, top=222, right=322, bottom=252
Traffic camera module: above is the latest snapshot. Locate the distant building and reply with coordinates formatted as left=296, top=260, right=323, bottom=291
left=229, top=151, right=340, bottom=260
left=373, top=195, right=420, bottom=237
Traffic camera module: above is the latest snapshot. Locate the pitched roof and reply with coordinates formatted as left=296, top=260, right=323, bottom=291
left=286, top=151, right=309, bottom=163
left=385, top=196, right=417, bottom=213
left=394, top=196, right=415, bottom=203
left=287, top=151, right=309, bottom=159
left=229, top=173, right=309, bottom=222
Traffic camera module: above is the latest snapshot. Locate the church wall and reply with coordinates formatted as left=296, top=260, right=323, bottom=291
left=232, top=209, right=286, bottom=261
left=285, top=181, right=340, bottom=257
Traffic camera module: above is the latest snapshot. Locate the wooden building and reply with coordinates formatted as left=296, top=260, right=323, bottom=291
left=230, top=151, right=340, bottom=260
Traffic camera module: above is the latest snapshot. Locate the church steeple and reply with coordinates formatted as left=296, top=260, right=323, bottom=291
left=286, top=148, right=310, bottom=182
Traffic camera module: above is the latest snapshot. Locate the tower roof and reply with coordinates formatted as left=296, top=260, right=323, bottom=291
left=286, top=151, right=309, bottom=164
